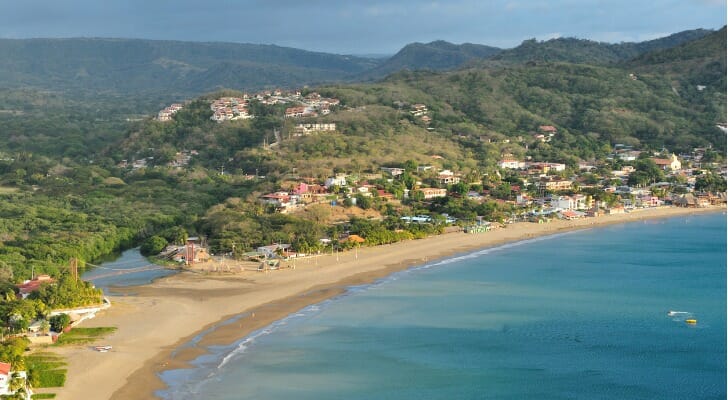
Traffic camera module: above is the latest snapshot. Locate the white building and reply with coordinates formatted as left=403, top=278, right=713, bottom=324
left=325, top=174, right=348, bottom=188
left=498, top=159, right=525, bottom=169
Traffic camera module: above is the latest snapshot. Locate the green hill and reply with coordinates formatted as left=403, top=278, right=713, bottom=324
left=0, top=38, right=382, bottom=97
left=491, top=28, right=714, bottom=64
left=115, top=30, right=726, bottom=178
left=360, top=40, right=502, bottom=79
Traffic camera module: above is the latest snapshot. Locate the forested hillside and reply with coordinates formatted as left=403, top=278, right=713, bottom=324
left=491, top=28, right=713, bottom=64
left=0, top=25, right=724, bottom=281
left=0, top=38, right=382, bottom=96
left=359, top=40, right=502, bottom=79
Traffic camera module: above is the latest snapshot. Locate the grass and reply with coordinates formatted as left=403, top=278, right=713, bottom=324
left=53, top=327, right=117, bottom=346
left=26, top=353, right=67, bottom=389
left=32, top=393, right=57, bottom=399
left=0, top=186, right=19, bottom=194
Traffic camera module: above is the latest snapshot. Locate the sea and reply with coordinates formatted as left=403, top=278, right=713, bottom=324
left=158, top=213, right=726, bottom=400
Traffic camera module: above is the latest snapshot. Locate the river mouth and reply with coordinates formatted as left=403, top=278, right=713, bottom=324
left=81, top=247, right=179, bottom=293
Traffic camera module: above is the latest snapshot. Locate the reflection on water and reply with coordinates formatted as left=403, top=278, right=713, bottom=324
left=81, top=248, right=177, bottom=292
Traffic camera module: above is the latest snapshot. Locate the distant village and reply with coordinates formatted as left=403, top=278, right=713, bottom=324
left=148, top=94, right=724, bottom=221
left=144, top=91, right=727, bottom=265
left=156, top=89, right=341, bottom=122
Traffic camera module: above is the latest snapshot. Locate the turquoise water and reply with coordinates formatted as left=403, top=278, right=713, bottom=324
left=159, top=214, right=726, bottom=399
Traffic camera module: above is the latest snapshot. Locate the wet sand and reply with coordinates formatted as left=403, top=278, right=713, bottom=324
left=49, top=206, right=724, bottom=400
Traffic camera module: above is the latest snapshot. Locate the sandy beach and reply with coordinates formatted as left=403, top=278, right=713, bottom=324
left=49, top=206, right=723, bottom=400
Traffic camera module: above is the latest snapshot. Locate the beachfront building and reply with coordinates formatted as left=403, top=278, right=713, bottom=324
left=552, top=195, right=588, bottom=211
left=0, top=362, right=31, bottom=400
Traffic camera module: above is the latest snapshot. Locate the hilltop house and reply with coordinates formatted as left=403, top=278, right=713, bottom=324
left=438, top=170, right=461, bottom=185
left=498, top=158, right=525, bottom=169
left=418, top=187, right=447, bottom=200
left=324, top=174, right=348, bottom=188
left=293, top=123, right=336, bottom=136
left=410, top=104, right=428, bottom=117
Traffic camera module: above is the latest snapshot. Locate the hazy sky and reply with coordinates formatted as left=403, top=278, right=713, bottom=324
left=0, top=0, right=725, bottom=55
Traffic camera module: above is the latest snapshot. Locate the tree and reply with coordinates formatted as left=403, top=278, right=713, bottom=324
left=140, top=236, right=168, bottom=256
left=40, top=319, right=50, bottom=335
left=49, top=313, right=71, bottom=333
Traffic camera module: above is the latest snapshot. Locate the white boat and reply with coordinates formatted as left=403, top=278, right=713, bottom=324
left=667, top=311, right=689, bottom=317
left=94, top=345, right=112, bottom=351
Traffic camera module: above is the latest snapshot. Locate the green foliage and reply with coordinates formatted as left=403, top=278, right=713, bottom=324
left=29, top=275, right=103, bottom=309
left=48, top=314, right=70, bottom=333
left=362, top=40, right=501, bottom=79
left=0, top=338, right=30, bottom=370
left=0, top=38, right=380, bottom=97
left=32, top=394, right=57, bottom=399
left=140, top=236, right=168, bottom=256
left=493, top=28, right=713, bottom=64
left=694, top=172, right=727, bottom=192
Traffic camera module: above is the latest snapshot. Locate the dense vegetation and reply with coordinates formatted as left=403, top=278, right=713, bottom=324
left=491, top=28, right=713, bottom=64
left=0, top=38, right=381, bottom=97
left=0, top=26, right=722, bottom=278
left=360, top=40, right=502, bottom=79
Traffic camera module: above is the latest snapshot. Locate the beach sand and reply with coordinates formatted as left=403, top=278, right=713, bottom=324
left=49, top=206, right=723, bottom=400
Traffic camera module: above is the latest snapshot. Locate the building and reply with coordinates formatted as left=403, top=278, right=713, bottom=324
left=552, top=195, right=588, bottom=210
left=438, top=170, right=461, bottom=185
left=651, top=154, right=682, bottom=172
left=538, top=179, right=573, bottom=191
left=410, top=104, right=428, bottom=116
left=324, top=174, right=348, bottom=188
left=293, top=123, right=336, bottom=136
left=0, top=362, right=30, bottom=399
left=16, top=275, right=54, bottom=299
left=380, top=167, right=405, bottom=177
left=498, top=159, right=525, bottom=169
left=418, top=187, right=447, bottom=199
left=285, top=106, right=315, bottom=118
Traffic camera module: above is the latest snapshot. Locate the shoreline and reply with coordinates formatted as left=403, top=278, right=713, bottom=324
left=50, top=206, right=724, bottom=400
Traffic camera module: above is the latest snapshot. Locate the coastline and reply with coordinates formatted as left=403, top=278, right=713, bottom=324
left=50, top=206, right=724, bottom=400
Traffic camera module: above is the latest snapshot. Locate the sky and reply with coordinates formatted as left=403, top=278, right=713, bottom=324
left=0, top=0, right=725, bottom=55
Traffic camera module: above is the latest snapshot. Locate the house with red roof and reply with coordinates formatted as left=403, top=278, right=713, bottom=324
left=16, top=274, right=54, bottom=299
left=651, top=154, right=681, bottom=172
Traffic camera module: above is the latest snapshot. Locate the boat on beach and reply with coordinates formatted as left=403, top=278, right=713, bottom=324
left=94, top=345, right=112, bottom=352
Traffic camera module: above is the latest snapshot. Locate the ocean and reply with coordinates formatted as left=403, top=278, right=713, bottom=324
left=159, top=213, right=726, bottom=400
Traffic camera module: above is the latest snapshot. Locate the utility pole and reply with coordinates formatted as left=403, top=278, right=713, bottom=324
left=69, top=258, right=78, bottom=281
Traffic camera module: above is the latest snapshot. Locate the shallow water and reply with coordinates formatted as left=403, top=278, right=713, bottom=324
left=160, top=214, right=726, bottom=400
left=81, top=248, right=176, bottom=291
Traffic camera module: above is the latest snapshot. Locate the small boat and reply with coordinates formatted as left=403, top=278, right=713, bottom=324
left=685, top=319, right=697, bottom=325
left=94, top=345, right=112, bottom=351
left=667, top=311, right=689, bottom=317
